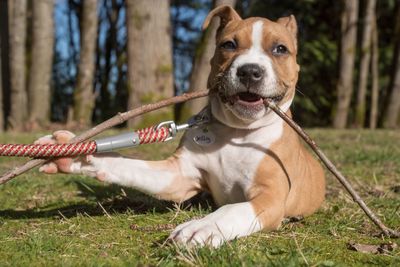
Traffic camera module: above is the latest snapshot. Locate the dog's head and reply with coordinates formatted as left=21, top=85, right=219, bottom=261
left=204, top=6, right=299, bottom=129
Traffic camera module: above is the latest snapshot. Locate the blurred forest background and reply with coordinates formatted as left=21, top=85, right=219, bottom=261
left=0, top=0, right=400, bottom=132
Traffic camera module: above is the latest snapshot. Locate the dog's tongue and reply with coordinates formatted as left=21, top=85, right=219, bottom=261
left=238, top=92, right=262, bottom=102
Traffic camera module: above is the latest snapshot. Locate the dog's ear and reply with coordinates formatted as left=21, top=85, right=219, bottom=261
left=202, top=5, right=241, bottom=31
left=277, top=15, right=297, bottom=37
left=277, top=15, right=298, bottom=49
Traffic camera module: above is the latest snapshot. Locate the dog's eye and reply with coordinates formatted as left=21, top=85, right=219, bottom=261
left=220, top=40, right=237, bottom=50
left=272, top=44, right=288, bottom=55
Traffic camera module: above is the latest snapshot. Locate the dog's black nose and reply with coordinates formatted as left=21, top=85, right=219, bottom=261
left=237, top=64, right=264, bottom=86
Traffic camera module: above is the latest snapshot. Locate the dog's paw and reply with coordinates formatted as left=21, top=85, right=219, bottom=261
left=169, top=203, right=263, bottom=248
left=169, top=218, right=226, bottom=248
left=35, top=130, right=76, bottom=145
left=36, top=131, right=77, bottom=174
left=35, top=130, right=104, bottom=177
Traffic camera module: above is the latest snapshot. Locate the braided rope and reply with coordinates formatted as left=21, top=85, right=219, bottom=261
left=0, top=126, right=171, bottom=158
left=0, top=141, right=98, bottom=158
left=137, top=126, right=169, bottom=144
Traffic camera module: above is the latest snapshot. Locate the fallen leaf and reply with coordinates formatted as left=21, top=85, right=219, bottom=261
left=348, top=242, right=379, bottom=254
left=347, top=241, right=398, bottom=254
left=367, top=186, right=385, bottom=197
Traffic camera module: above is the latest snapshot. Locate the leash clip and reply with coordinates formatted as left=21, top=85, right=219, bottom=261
left=155, top=109, right=211, bottom=142
left=187, top=110, right=210, bottom=129
left=155, top=121, right=177, bottom=142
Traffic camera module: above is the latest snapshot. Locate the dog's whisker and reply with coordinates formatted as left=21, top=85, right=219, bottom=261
left=295, top=86, right=306, bottom=97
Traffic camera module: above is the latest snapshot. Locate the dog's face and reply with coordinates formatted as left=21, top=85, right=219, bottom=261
left=204, top=6, right=299, bottom=128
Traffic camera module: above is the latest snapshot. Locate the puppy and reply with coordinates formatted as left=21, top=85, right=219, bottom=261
left=37, top=6, right=325, bottom=247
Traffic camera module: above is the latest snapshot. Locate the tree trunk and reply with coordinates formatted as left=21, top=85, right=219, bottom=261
left=0, top=0, right=10, bottom=132
left=73, top=0, right=98, bottom=127
left=333, top=0, right=359, bottom=129
left=354, top=0, right=376, bottom=128
left=98, top=0, right=120, bottom=122
left=383, top=4, right=400, bottom=128
left=126, top=0, right=174, bottom=127
left=0, top=38, right=3, bottom=132
left=383, top=56, right=400, bottom=128
left=369, top=16, right=379, bottom=129
left=27, top=0, right=54, bottom=129
left=8, top=0, right=28, bottom=131
left=186, top=0, right=237, bottom=116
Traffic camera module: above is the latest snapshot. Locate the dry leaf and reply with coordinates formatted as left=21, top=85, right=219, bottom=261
left=347, top=241, right=398, bottom=254
left=367, top=186, right=385, bottom=197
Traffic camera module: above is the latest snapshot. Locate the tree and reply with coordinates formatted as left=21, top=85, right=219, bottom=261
left=186, top=0, right=237, bottom=115
left=369, top=15, right=379, bottom=129
left=27, top=0, right=54, bottom=129
left=383, top=3, right=400, bottom=128
left=73, top=0, right=98, bottom=126
left=333, top=0, right=359, bottom=129
left=0, top=0, right=9, bottom=131
left=8, top=0, right=28, bottom=131
left=385, top=67, right=400, bottom=127
left=93, top=0, right=125, bottom=123
left=0, top=39, right=3, bottom=132
left=354, top=0, right=376, bottom=128
left=126, top=0, right=174, bottom=127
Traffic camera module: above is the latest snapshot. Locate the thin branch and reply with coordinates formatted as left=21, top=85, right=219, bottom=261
left=0, top=90, right=210, bottom=185
left=264, top=99, right=400, bottom=238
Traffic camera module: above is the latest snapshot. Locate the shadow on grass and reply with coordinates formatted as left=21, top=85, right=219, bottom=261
left=0, top=181, right=216, bottom=220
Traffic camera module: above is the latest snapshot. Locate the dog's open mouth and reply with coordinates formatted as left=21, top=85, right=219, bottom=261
left=230, top=92, right=284, bottom=106
left=238, top=92, right=262, bottom=103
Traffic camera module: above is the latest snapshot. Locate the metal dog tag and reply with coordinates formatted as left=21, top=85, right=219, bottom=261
left=192, top=128, right=215, bottom=146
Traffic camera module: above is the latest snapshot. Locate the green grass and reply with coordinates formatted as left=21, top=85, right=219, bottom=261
left=0, top=129, right=399, bottom=266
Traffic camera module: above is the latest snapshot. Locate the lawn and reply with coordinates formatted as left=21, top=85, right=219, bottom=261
left=0, top=129, right=399, bottom=266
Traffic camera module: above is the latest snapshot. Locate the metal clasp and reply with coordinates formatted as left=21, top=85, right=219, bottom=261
left=187, top=110, right=210, bottom=128
left=155, top=121, right=177, bottom=142
left=155, top=108, right=211, bottom=142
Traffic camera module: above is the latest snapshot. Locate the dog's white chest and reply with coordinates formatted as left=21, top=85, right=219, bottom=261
left=207, top=142, right=263, bottom=204
left=184, top=121, right=283, bottom=205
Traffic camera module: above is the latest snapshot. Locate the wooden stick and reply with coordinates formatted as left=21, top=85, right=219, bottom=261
left=264, top=99, right=400, bottom=238
left=0, top=90, right=210, bottom=185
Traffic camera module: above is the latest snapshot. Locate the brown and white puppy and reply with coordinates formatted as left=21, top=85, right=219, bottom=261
left=37, top=6, right=325, bottom=247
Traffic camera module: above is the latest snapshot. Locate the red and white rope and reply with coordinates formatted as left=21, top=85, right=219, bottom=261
left=0, top=142, right=97, bottom=158
left=137, top=126, right=169, bottom=144
left=0, top=126, right=170, bottom=158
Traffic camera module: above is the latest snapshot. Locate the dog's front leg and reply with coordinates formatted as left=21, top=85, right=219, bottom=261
left=170, top=182, right=287, bottom=247
left=37, top=131, right=203, bottom=202
left=80, top=153, right=203, bottom=202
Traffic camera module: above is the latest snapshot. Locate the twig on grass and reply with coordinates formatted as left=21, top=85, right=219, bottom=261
left=0, top=90, right=210, bottom=185
left=264, top=99, right=400, bottom=238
